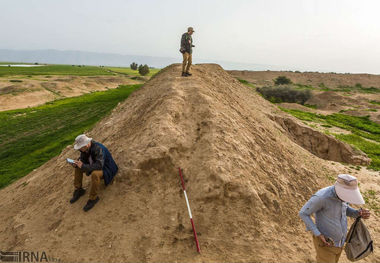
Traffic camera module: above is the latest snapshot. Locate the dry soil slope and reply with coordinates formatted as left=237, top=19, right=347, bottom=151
left=0, top=64, right=378, bottom=263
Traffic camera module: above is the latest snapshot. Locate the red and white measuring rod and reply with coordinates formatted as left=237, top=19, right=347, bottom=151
left=178, top=167, right=201, bottom=253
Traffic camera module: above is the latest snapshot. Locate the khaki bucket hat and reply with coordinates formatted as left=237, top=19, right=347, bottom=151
left=334, top=174, right=365, bottom=205
left=74, top=134, right=92, bottom=150
left=188, top=27, right=195, bottom=32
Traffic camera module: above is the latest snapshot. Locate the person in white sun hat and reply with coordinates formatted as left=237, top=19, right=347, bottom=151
left=69, top=134, right=118, bottom=212
left=299, top=174, right=370, bottom=263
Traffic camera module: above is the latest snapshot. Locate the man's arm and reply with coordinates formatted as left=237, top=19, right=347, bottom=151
left=346, top=206, right=360, bottom=218
left=79, top=152, right=85, bottom=163
left=81, top=144, right=104, bottom=174
left=347, top=206, right=371, bottom=219
left=299, top=195, right=324, bottom=236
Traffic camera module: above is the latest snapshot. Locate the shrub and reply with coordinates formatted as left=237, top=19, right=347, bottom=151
left=130, top=62, right=138, bottom=70
left=274, top=76, right=292, bottom=85
left=257, top=86, right=311, bottom=105
left=237, top=78, right=249, bottom=85
left=138, top=64, right=150, bottom=76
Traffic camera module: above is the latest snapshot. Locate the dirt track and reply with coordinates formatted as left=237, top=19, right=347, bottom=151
left=0, top=64, right=378, bottom=262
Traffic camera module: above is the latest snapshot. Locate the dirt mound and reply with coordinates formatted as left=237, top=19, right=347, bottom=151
left=0, top=64, right=378, bottom=262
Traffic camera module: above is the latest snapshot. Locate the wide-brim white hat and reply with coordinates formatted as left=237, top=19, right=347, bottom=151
left=334, top=174, right=365, bottom=205
left=74, top=134, right=92, bottom=150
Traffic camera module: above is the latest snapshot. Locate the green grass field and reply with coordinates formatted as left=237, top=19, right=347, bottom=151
left=237, top=78, right=256, bottom=88
left=280, top=108, right=380, bottom=170
left=106, top=67, right=160, bottom=77
left=0, top=62, right=32, bottom=65
left=0, top=64, right=113, bottom=76
left=0, top=84, right=141, bottom=189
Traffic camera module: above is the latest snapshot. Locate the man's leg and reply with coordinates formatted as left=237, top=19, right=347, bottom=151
left=70, top=168, right=86, bottom=204
left=74, top=167, right=83, bottom=189
left=182, top=52, right=189, bottom=74
left=83, top=170, right=103, bottom=211
left=185, top=53, right=192, bottom=74
left=334, top=248, right=343, bottom=263
left=312, top=235, right=342, bottom=263
left=89, top=170, right=103, bottom=200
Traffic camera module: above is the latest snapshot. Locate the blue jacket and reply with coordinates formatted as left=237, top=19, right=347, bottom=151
left=79, top=141, right=118, bottom=186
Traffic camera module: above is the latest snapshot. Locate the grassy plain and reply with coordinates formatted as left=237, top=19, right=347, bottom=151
left=0, top=64, right=113, bottom=76
left=0, top=84, right=141, bottom=188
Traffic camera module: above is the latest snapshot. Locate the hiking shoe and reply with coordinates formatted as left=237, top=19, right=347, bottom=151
left=185, top=72, right=192, bottom=76
left=70, top=188, right=86, bottom=204
left=181, top=72, right=187, bottom=77
left=83, top=197, right=99, bottom=212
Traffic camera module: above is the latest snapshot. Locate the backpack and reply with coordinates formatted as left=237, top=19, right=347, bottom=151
left=345, top=217, right=373, bottom=261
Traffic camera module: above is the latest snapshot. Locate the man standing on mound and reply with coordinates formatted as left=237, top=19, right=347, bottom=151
left=69, top=134, right=118, bottom=212
left=180, top=26, right=195, bottom=77
left=299, top=174, right=370, bottom=263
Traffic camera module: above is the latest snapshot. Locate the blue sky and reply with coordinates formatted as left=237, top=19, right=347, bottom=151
left=1, top=0, right=380, bottom=73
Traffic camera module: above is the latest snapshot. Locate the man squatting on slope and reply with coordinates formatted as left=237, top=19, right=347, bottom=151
left=180, top=27, right=195, bottom=77
left=69, top=134, right=118, bottom=212
left=299, top=174, right=370, bottom=263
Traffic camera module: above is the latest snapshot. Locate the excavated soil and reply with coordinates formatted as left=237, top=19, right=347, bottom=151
left=273, top=116, right=371, bottom=166
left=0, top=64, right=378, bottom=263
